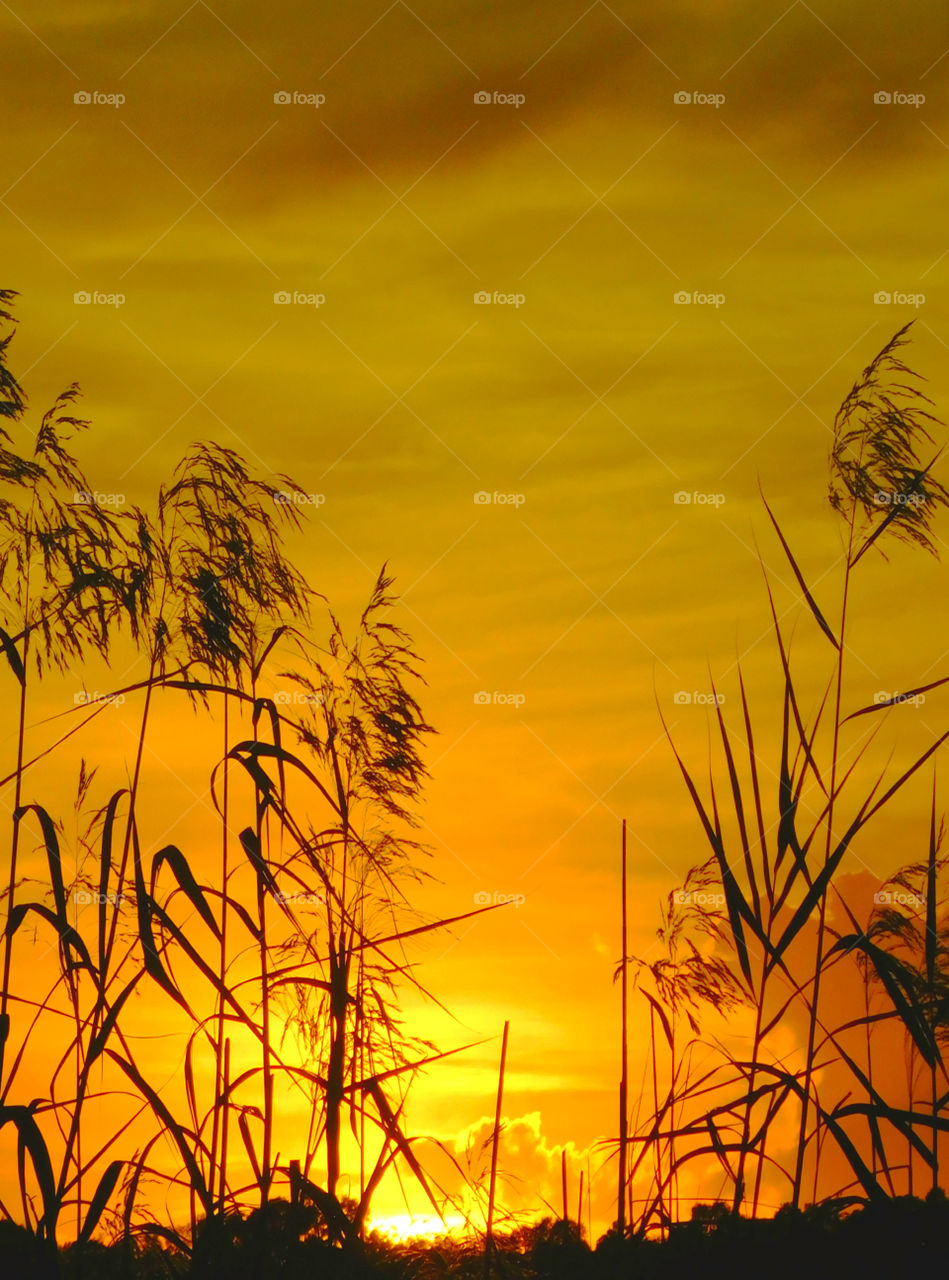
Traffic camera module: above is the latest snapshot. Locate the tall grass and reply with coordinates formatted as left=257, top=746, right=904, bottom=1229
left=4, top=291, right=949, bottom=1266
left=0, top=292, right=486, bottom=1264
left=620, top=321, right=949, bottom=1233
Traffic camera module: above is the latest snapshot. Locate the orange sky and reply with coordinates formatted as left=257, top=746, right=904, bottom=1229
left=4, top=0, right=949, bottom=1240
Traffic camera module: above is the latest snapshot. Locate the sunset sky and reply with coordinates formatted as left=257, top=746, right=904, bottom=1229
left=4, top=0, right=949, bottom=1238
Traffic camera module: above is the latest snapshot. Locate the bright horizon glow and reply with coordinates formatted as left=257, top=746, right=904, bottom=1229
left=367, top=1213, right=470, bottom=1243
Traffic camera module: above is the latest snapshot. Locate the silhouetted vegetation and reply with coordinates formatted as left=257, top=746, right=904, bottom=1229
left=3, top=294, right=949, bottom=1276
left=4, top=1197, right=949, bottom=1279
left=0, top=292, right=488, bottom=1273
left=622, top=321, right=949, bottom=1233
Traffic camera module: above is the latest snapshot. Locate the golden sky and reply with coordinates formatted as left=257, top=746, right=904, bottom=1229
left=5, top=0, right=949, bottom=1238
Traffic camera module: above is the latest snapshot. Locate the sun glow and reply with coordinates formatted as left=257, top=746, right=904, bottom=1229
left=367, top=1213, right=469, bottom=1243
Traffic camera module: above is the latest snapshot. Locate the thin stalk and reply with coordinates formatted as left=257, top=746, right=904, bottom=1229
left=70, top=973, right=82, bottom=1240
left=358, top=898, right=366, bottom=1218
left=484, top=1019, right=509, bottom=1280
left=587, top=1154, right=592, bottom=1242
left=649, top=1004, right=662, bottom=1235
left=55, top=644, right=164, bottom=1232
left=864, top=962, right=876, bottom=1182
left=106, top=487, right=181, bottom=976
left=257, top=839, right=273, bottom=1204
left=218, top=1036, right=231, bottom=1213
left=618, top=818, right=628, bottom=1235
left=668, top=1014, right=677, bottom=1224
left=926, top=779, right=939, bottom=1195
left=0, top=526, right=31, bottom=1086
left=325, top=931, right=346, bottom=1202
left=931, top=1054, right=938, bottom=1196
left=740, top=959, right=768, bottom=1215
left=325, top=736, right=351, bottom=1205
left=210, top=690, right=231, bottom=1206
left=791, top=507, right=857, bottom=1207
left=251, top=661, right=273, bottom=1205
left=908, top=1041, right=916, bottom=1197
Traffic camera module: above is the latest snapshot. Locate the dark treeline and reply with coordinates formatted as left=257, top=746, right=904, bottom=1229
left=4, top=1195, right=949, bottom=1279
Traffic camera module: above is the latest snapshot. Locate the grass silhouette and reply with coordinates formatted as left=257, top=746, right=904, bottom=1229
left=0, top=292, right=490, bottom=1274
left=625, top=321, right=949, bottom=1233
left=1, top=293, right=949, bottom=1276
